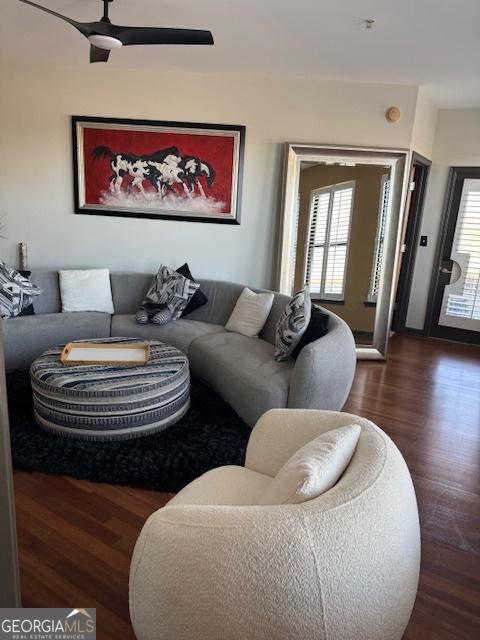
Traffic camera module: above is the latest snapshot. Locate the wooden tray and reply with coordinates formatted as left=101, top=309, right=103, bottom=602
left=60, top=342, right=150, bottom=366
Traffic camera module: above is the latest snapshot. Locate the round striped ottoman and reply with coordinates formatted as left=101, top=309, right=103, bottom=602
left=30, top=338, right=190, bottom=441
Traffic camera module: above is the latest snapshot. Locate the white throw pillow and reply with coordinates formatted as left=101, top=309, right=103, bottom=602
left=256, top=424, right=361, bottom=505
left=225, top=288, right=274, bottom=338
left=59, top=269, right=114, bottom=314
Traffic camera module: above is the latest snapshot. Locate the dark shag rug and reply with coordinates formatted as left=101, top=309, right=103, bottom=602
left=7, top=370, right=250, bottom=493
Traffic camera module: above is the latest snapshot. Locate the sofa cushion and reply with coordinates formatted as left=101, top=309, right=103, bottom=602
left=110, top=272, right=154, bottom=314
left=109, top=275, right=292, bottom=345
left=259, top=290, right=294, bottom=345
left=110, top=315, right=226, bottom=356
left=3, top=312, right=111, bottom=371
left=186, top=280, right=292, bottom=346
left=181, top=279, right=245, bottom=325
left=189, top=332, right=295, bottom=427
left=29, top=271, right=61, bottom=314
left=167, top=465, right=272, bottom=507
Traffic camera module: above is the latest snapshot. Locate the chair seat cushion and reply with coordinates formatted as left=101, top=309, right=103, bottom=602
left=189, top=332, right=294, bottom=427
left=167, top=465, right=272, bottom=506
left=110, top=315, right=226, bottom=355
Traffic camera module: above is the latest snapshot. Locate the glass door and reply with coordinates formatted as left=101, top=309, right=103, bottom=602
left=429, top=168, right=480, bottom=343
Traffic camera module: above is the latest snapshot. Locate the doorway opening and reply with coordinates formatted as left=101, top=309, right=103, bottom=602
left=392, top=152, right=431, bottom=334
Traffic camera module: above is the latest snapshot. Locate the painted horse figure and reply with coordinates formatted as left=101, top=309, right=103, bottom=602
left=92, top=146, right=215, bottom=199
left=178, top=156, right=216, bottom=198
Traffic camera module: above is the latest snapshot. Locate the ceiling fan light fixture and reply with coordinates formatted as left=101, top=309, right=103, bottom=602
left=88, top=34, right=123, bottom=50
left=18, top=0, right=214, bottom=63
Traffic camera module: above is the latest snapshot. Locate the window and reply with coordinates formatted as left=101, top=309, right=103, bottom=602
left=305, top=182, right=354, bottom=300
left=444, top=181, right=480, bottom=321
left=367, top=175, right=391, bottom=303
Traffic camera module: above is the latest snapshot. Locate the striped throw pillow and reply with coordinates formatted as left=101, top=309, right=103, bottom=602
left=143, top=265, right=199, bottom=320
left=0, top=260, right=41, bottom=318
left=274, top=286, right=311, bottom=362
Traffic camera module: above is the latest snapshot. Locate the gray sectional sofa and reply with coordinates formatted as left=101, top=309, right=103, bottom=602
left=3, top=271, right=357, bottom=427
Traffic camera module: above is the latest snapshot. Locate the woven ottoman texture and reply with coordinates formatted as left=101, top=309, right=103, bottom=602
left=30, top=337, right=190, bottom=441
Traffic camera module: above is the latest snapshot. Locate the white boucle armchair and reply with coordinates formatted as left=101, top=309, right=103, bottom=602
left=129, top=409, right=420, bottom=640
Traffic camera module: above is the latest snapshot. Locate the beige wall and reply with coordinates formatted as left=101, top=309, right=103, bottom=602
left=295, top=165, right=388, bottom=332
left=410, top=88, right=438, bottom=160
left=0, top=61, right=419, bottom=288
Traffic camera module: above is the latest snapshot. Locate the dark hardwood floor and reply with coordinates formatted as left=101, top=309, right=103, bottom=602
left=13, top=335, right=480, bottom=639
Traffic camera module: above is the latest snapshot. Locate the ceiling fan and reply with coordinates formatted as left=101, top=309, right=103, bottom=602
left=18, top=0, right=214, bottom=63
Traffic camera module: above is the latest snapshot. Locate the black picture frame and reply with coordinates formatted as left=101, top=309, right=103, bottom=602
left=72, top=115, right=245, bottom=224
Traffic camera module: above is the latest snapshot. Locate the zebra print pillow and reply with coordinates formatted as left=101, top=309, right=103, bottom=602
left=143, top=265, right=200, bottom=320
left=274, top=286, right=311, bottom=362
left=0, top=260, right=42, bottom=318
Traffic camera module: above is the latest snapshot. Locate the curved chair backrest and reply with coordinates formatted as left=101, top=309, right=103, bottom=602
left=130, top=410, right=420, bottom=640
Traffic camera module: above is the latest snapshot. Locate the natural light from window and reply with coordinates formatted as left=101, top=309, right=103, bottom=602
left=445, top=186, right=480, bottom=321
left=305, top=182, right=354, bottom=300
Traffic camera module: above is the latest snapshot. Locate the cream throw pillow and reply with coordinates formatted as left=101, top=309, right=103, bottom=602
left=225, top=288, right=274, bottom=338
left=256, top=424, right=361, bottom=505
left=59, top=269, right=114, bottom=314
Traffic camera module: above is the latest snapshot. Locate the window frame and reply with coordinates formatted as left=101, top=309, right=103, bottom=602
left=305, top=180, right=355, bottom=302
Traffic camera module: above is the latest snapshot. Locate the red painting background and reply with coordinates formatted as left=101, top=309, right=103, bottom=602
left=82, top=126, right=236, bottom=214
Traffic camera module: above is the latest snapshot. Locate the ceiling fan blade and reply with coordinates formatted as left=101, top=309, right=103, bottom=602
left=18, top=0, right=91, bottom=36
left=90, top=44, right=110, bottom=63
left=116, top=27, right=214, bottom=47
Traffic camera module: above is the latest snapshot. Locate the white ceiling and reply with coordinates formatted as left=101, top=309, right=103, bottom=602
left=1, top=0, right=480, bottom=108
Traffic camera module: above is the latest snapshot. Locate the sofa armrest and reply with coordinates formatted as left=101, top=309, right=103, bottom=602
left=288, top=314, right=356, bottom=413
left=245, top=408, right=364, bottom=477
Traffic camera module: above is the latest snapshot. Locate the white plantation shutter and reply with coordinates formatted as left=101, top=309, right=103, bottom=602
left=306, top=190, right=329, bottom=293
left=305, top=182, right=354, bottom=299
left=368, top=175, right=391, bottom=302
left=443, top=181, right=480, bottom=322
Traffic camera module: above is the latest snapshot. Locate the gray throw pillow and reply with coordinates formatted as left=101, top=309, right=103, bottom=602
left=143, top=265, right=199, bottom=320
left=0, top=260, right=42, bottom=318
left=274, top=286, right=311, bottom=362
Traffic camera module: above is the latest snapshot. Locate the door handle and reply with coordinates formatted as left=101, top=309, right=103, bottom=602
left=439, top=257, right=462, bottom=285
left=440, top=256, right=453, bottom=274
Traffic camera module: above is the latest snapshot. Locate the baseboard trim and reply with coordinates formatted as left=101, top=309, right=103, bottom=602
left=403, top=327, right=426, bottom=337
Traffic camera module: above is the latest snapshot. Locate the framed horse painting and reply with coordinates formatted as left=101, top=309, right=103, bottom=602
left=72, top=116, right=245, bottom=224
